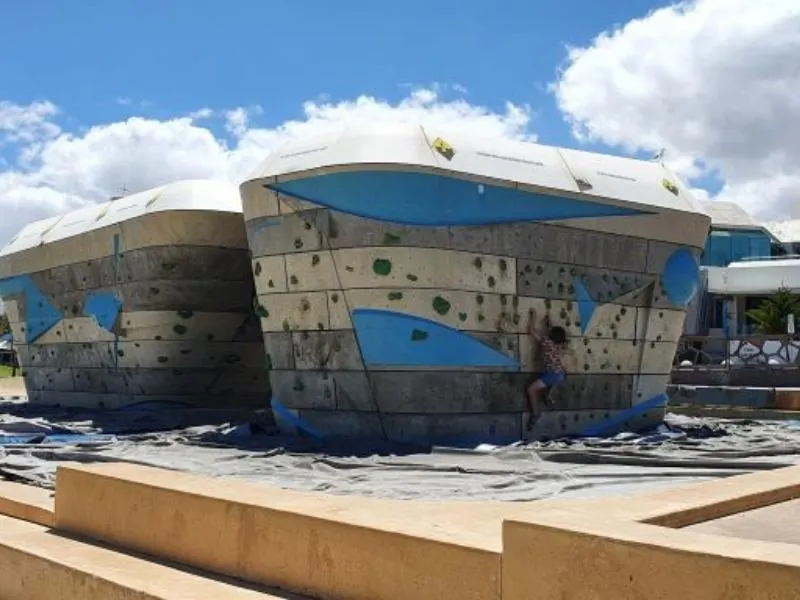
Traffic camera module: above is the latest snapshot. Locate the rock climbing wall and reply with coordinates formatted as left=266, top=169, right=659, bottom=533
left=0, top=210, right=269, bottom=409
left=242, top=177, right=702, bottom=442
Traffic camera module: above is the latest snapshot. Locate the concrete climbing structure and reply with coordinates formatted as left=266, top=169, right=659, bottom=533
left=0, top=180, right=268, bottom=408
left=241, top=125, right=711, bottom=441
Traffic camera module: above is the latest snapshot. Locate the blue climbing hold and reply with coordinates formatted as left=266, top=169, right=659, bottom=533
left=661, top=248, right=700, bottom=306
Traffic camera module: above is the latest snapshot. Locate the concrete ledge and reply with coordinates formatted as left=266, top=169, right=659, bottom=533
left=54, top=463, right=501, bottom=600
left=0, top=481, right=53, bottom=527
left=774, top=389, right=800, bottom=411
left=668, top=403, right=800, bottom=420
left=502, top=515, right=800, bottom=600
left=0, top=514, right=299, bottom=600
left=541, top=465, right=800, bottom=528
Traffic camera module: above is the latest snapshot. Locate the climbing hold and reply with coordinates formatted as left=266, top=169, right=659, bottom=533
left=411, top=329, right=429, bottom=341
left=311, top=255, right=320, bottom=266
left=254, top=262, right=262, bottom=276
left=487, top=276, right=496, bottom=288
left=474, top=257, right=483, bottom=269
left=383, top=232, right=401, bottom=245
left=173, top=324, right=187, bottom=335
left=458, top=312, right=467, bottom=322
left=661, top=248, right=700, bottom=306
left=372, top=258, right=392, bottom=276
left=432, top=296, right=451, bottom=315
left=290, top=275, right=299, bottom=285
left=388, top=291, right=404, bottom=301
left=406, top=273, right=418, bottom=282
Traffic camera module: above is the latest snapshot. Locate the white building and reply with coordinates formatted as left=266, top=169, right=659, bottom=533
left=689, top=201, right=799, bottom=337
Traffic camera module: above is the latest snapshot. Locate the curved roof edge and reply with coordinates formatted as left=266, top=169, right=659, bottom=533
left=242, top=124, right=708, bottom=217
left=0, top=179, right=242, bottom=257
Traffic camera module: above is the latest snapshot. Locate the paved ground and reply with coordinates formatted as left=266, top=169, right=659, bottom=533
left=685, top=498, right=800, bottom=545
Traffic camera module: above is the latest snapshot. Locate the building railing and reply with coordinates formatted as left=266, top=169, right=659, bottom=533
left=674, top=334, right=800, bottom=368
left=672, top=335, right=800, bottom=387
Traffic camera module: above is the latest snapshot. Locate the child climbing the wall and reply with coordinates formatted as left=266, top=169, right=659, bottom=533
left=525, top=308, right=568, bottom=431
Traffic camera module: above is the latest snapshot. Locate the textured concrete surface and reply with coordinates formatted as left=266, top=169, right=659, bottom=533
left=243, top=178, right=700, bottom=440
left=685, top=498, right=800, bottom=545
left=0, top=481, right=53, bottom=526
left=0, top=209, right=271, bottom=410
left=0, top=515, right=302, bottom=600
left=47, top=462, right=800, bottom=600
left=55, top=463, right=503, bottom=600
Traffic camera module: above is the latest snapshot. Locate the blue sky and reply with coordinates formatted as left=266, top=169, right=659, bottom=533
left=2, top=0, right=659, bottom=150
left=1, top=0, right=796, bottom=243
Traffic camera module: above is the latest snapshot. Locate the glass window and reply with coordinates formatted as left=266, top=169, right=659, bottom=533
left=700, top=229, right=771, bottom=266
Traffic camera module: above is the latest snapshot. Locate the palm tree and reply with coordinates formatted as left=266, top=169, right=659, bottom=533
left=745, top=287, right=800, bottom=335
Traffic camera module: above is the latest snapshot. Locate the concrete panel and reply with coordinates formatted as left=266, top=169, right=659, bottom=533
left=240, top=179, right=280, bottom=221
left=29, top=245, right=252, bottom=297
left=250, top=209, right=649, bottom=273
left=4, top=211, right=248, bottom=278
left=252, top=255, right=288, bottom=295
left=284, top=247, right=517, bottom=295
left=323, top=288, right=641, bottom=340
left=54, top=463, right=503, bottom=600
left=273, top=370, right=632, bottom=415
left=21, top=366, right=270, bottom=396
left=257, top=291, right=330, bottom=332
left=246, top=209, right=331, bottom=258
left=502, top=516, right=800, bottom=600
left=0, top=481, right=53, bottom=527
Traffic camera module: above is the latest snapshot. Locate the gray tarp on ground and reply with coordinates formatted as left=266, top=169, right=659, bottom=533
left=1, top=397, right=799, bottom=501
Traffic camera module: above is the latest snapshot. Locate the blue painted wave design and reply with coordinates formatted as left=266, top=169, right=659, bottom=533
left=352, top=308, right=519, bottom=369
left=268, top=170, right=649, bottom=226
left=0, top=275, right=62, bottom=343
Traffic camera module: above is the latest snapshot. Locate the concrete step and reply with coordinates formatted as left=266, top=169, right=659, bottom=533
left=0, top=481, right=53, bottom=526
left=0, top=513, right=309, bottom=600
left=53, top=462, right=503, bottom=600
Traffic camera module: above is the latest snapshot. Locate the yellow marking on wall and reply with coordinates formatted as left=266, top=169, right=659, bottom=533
left=661, top=178, right=679, bottom=195
left=432, top=137, right=455, bottom=161
left=146, top=192, right=163, bottom=208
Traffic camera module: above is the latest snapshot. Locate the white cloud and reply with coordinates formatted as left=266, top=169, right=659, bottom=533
left=0, top=101, right=61, bottom=145
left=0, top=89, right=532, bottom=247
left=552, top=0, right=800, bottom=222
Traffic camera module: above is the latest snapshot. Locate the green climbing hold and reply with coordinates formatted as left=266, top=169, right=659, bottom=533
left=458, top=312, right=467, bottom=322
left=254, top=262, right=262, bottom=276
left=476, top=294, right=484, bottom=305
left=406, top=273, right=418, bottom=282
left=268, top=279, right=275, bottom=288
left=432, top=296, right=451, bottom=315
left=177, top=309, right=194, bottom=319
left=487, top=276, right=496, bottom=288
left=290, top=275, right=298, bottom=285
left=388, top=291, right=404, bottom=301
left=474, top=257, right=483, bottom=269
left=411, top=329, right=429, bottom=341
left=172, top=324, right=188, bottom=335
left=383, top=232, right=401, bottom=245
left=499, top=259, right=507, bottom=272
left=477, top=313, right=485, bottom=322
left=372, top=258, right=392, bottom=276
left=311, top=254, right=320, bottom=266
left=255, top=304, right=269, bottom=318
left=331, top=292, right=339, bottom=303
